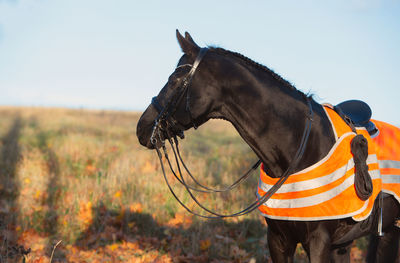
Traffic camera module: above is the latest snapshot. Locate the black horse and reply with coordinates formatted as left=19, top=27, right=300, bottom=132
left=136, top=31, right=400, bottom=262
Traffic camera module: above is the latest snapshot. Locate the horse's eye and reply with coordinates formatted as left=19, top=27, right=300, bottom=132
left=168, top=71, right=185, bottom=83
left=175, top=67, right=187, bottom=74
left=168, top=73, right=178, bottom=82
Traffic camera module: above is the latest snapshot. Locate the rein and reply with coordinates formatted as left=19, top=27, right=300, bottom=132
left=150, top=48, right=314, bottom=218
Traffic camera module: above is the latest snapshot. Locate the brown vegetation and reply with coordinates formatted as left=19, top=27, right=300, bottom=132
left=0, top=106, right=367, bottom=262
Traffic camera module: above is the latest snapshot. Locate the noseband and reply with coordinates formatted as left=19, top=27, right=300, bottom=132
left=149, top=48, right=314, bottom=218
left=150, top=48, right=209, bottom=146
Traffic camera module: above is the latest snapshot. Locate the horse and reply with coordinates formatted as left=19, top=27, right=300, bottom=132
left=136, top=30, right=400, bottom=262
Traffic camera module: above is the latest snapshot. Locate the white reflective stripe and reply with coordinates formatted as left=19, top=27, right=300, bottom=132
left=258, top=199, right=370, bottom=221
left=379, top=160, right=400, bottom=169
left=259, top=154, right=379, bottom=194
left=293, top=132, right=355, bottom=175
left=382, top=174, right=400, bottom=184
left=259, top=162, right=347, bottom=193
left=258, top=169, right=380, bottom=209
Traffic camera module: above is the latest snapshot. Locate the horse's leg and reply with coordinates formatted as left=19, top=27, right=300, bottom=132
left=302, top=224, right=332, bottom=263
left=366, top=226, right=400, bottom=263
left=267, top=226, right=297, bottom=263
left=366, top=195, right=400, bottom=263
left=330, top=241, right=352, bottom=263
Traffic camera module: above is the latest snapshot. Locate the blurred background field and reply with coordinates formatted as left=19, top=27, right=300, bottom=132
left=0, top=106, right=368, bottom=262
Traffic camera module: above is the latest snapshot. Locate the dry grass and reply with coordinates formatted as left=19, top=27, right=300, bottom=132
left=0, top=106, right=367, bottom=262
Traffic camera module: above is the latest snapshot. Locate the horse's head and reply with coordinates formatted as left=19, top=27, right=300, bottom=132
left=137, top=30, right=223, bottom=149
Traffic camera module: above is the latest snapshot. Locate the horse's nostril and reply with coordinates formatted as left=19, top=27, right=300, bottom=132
left=137, top=123, right=149, bottom=146
left=136, top=117, right=158, bottom=149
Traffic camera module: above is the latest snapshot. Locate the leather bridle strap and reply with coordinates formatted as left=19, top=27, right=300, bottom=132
left=173, top=136, right=261, bottom=193
left=150, top=47, right=209, bottom=144
left=155, top=98, right=314, bottom=218
left=163, top=133, right=261, bottom=193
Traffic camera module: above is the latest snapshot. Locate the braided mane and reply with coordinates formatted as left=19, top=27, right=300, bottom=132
left=211, top=47, right=298, bottom=93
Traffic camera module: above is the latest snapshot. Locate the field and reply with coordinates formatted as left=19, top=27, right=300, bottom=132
left=0, top=106, right=368, bottom=262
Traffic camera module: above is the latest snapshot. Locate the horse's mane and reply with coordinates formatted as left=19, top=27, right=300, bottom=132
left=211, top=47, right=310, bottom=98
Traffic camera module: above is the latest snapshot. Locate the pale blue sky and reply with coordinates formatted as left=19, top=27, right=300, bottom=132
left=0, top=0, right=399, bottom=124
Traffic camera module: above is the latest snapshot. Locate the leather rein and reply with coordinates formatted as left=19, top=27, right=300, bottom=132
left=150, top=47, right=314, bottom=218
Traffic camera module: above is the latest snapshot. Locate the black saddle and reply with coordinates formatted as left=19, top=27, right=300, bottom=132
left=335, top=100, right=378, bottom=136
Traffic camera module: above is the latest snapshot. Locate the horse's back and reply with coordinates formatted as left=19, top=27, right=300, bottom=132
left=371, top=120, right=400, bottom=204
left=372, top=120, right=400, bottom=161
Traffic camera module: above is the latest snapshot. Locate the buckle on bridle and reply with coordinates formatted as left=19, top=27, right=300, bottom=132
left=150, top=120, right=161, bottom=146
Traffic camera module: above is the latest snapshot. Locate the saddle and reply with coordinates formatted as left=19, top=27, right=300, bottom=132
left=335, top=100, right=376, bottom=201
left=335, top=100, right=378, bottom=136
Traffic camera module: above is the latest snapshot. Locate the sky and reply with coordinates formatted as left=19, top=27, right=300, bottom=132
left=0, top=0, right=399, bottom=124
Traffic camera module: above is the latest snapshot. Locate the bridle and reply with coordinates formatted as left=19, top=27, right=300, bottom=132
left=149, top=47, right=314, bottom=218
left=150, top=48, right=209, bottom=146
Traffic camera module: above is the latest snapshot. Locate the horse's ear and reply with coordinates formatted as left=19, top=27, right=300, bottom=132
left=176, top=29, right=199, bottom=56
left=184, top=32, right=197, bottom=45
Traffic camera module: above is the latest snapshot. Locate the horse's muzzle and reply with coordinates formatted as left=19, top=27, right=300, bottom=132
left=136, top=106, right=159, bottom=149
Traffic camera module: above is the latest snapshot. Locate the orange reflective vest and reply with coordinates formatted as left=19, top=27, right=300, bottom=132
left=257, top=106, right=400, bottom=221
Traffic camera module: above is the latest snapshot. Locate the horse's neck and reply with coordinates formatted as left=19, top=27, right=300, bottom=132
left=218, top=76, right=335, bottom=178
